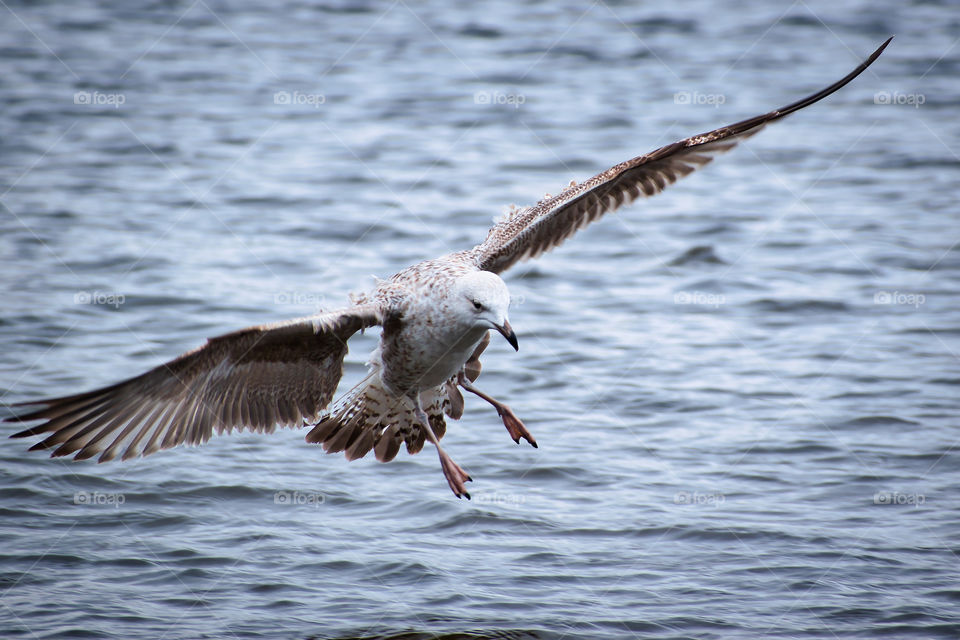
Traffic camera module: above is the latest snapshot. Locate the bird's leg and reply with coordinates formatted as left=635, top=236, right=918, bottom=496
left=457, top=373, right=537, bottom=449
left=410, top=394, right=472, bottom=499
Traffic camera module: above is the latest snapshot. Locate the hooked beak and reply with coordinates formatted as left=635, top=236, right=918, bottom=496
left=495, top=319, right=519, bottom=351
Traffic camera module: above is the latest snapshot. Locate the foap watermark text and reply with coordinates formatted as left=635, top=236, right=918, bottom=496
left=75, top=290, right=125, bottom=308
left=674, top=490, right=725, bottom=506
left=74, top=91, right=125, bottom=109
left=274, top=91, right=326, bottom=108
left=74, top=491, right=125, bottom=508
left=274, top=490, right=325, bottom=508
left=674, top=91, right=726, bottom=107
left=874, top=290, right=925, bottom=308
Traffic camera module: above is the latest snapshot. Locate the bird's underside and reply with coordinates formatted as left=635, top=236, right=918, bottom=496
left=5, top=39, right=891, bottom=499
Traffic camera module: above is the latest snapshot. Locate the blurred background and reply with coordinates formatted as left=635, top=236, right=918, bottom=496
left=1, top=1, right=957, bottom=638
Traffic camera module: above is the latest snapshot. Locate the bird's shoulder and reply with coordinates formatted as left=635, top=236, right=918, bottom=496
left=363, top=254, right=478, bottom=335
left=381, top=253, right=477, bottom=299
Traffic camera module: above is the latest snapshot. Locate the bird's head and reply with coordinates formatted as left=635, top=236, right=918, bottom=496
left=454, top=271, right=517, bottom=351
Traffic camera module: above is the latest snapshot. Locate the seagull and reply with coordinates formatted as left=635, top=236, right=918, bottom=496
left=7, top=39, right=891, bottom=499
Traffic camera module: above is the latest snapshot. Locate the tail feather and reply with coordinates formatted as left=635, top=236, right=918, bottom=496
left=374, top=424, right=402, bottom=462
left=345, top=427, right=376, bottom=461
left=322, top=421, right=360, bottom=454
left=303, top=416, right=339, bottom=446
left=304, top=370, right=461, bottom=463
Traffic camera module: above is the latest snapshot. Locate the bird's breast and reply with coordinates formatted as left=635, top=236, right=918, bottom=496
left=380, top=319, right=487, bottom=395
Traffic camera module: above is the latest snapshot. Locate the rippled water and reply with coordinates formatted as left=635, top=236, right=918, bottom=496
left=2, top=1, right=958, bottom=638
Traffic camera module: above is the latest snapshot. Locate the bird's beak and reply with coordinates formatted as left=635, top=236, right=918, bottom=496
left=495, top=319, right=519, bottom=351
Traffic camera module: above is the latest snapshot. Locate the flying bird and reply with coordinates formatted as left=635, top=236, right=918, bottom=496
left=7, top=39, right=891, bottom=499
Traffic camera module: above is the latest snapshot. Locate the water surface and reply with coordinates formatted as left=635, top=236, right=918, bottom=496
left=1, top=1, right=958, bottom=638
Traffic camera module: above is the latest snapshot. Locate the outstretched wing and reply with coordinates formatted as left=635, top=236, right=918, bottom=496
left=471, top=38, right=892, bottom=274
left=6, top=305, right=382, bottom=462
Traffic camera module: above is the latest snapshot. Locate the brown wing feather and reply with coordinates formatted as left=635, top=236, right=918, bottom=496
left=472, top=38, right=892, bottom=274
left=6, top=305, right=382, bottom=461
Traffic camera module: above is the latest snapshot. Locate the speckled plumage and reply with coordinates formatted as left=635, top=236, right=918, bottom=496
left=306, top=257, right=494, bottom=464
left=6, top=40, right=890, bottom=497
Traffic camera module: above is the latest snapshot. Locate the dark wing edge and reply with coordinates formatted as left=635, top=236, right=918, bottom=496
left=471, top=37, right=893, bottom=274
left=5, top=304, right=383, bottom=462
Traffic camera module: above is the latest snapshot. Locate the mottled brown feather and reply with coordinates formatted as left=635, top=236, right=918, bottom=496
left=471, top=38, right=892, bottom=274
left=7, top=306, right=381, bottom=461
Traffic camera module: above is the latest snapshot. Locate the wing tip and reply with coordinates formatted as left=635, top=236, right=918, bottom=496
left=865, top=36, right=894, bottom=69
left=4, top=403, right=50, bottom=424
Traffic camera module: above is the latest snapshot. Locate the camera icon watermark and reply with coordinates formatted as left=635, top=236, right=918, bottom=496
left=474, top=91, right=526, bottom=109
left=273, top=91, right=325, bottom=108
left=674, top=91, right=726, bottom=108
left=510, top=293, right=527, bottom=307
left=874, top=91, right=925, bottom=108
left=74, top=91, right=126, bottom=109
left=674, top=490, right=725, bottom=506
left=873, top=290, right=925, bottom=308
left=673, top=290, right=726, bottom=308
left=474, top=492, right=526, bottom=506
left=873, top=491, right=925, bottom=507
left=74, top=290, right=125, bottom=308
left=273, top=490, right=325, bottom=508
left=73, top=491, right=126, bottom=508
left=273, top=291, right=325, bottom=310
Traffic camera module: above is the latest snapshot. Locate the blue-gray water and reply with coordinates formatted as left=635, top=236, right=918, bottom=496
left=1, top=1, right=958, bottom=638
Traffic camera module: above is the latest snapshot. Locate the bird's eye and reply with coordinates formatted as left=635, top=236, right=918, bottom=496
left=472, top=300, right=483, bottom=311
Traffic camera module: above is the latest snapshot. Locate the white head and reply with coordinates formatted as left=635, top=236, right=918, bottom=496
left=453, top=270, right=518, bottom=350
